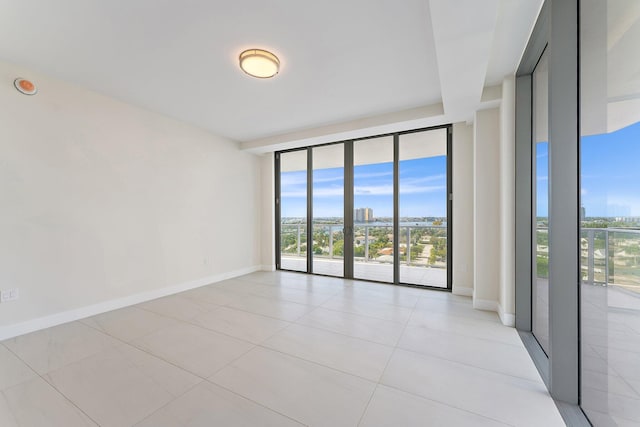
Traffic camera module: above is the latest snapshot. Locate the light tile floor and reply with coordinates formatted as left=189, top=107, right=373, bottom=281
left=0, top=271, right=565, bottom=426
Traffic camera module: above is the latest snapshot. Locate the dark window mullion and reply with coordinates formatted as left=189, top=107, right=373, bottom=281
left=344, top=142, right=354, bottom=279
left=393, top=134, right=400, bottom=285
left=307, top=148, right=313, bottom=274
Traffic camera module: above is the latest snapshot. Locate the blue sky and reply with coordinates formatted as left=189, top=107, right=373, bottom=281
left=537, top=120, right=640, bottom=217
left=281, top=155, right=447, bottom=218
left=283, top=120, right=640, bottom=219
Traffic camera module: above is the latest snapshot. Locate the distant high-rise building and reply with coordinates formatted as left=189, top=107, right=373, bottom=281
left=355, top=207, right=373, bottom=222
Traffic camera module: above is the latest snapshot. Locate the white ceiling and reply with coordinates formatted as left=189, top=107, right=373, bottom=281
left=0, top=0, right=542, bottom=144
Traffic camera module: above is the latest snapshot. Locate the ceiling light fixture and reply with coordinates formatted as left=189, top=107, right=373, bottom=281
left=239, top=49, right=280, bottom=79
left=14, top=78, right=37, bottom=95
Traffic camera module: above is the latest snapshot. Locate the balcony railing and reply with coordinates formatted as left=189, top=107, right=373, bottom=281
left=280, top=223, right=447, bottom=267
left=580, top=228, right=640, bottom=292
left=536, top=226, right=640, bottom=293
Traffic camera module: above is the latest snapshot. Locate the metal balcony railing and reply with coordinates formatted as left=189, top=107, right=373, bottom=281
left=580, top=228, right=640, bottom=290
left=535, top=226, right=640, bottom=291
left=280, top=223, right=447, bottom=267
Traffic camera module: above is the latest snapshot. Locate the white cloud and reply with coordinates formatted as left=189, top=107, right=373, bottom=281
left=354, top=171, right=393, bottom=179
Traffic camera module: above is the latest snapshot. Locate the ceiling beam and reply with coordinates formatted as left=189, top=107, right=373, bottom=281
left=429, top=0, right=500, bottom=121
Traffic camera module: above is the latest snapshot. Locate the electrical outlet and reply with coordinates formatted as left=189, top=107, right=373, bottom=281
left=0, top=288, right=19, bottom=302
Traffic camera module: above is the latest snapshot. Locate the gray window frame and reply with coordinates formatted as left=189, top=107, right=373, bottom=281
left=275, top=125, right=453, bottom=291
left=515, top=1, right=589, bottom=424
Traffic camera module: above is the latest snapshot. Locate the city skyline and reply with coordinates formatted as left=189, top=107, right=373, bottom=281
left=281, top=155, right=447, bottom=218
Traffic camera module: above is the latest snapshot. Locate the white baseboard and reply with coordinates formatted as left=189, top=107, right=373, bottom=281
left=472, top=298, right=499, bottom=313
left=472, top=298, right=515, bottom=327
left=452, top=286, right=473, bottom=297
left=498, top=302, right=516, bottom=327
left=0, top=265, right=261, bottom=341
left=261, top=264, right=276, bottom=272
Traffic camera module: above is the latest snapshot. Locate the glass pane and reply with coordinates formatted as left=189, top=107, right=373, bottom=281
left=580, top=1, right=640, bottom=423
left=398, top=129, right=448, bottom=287
left=312, top=144, right=344, bottom=277
left=280, top=150, right=307, bottom=272
left=353, top=136, right=394, bottom=283
left=533, top=49, right=550, bottom=355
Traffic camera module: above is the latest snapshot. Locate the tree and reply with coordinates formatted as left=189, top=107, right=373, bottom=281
left=333, top=240, right=344, bottom=256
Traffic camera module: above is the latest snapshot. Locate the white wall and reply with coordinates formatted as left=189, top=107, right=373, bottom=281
left=452, top=122, right=474, bottom=296
left=473, top=108, right=501, bottom=309
left=0, top=61, right=261, bottom=338
left=260, top=155, right=276, bottom=270
left=499, top=76, right=516, bottom=326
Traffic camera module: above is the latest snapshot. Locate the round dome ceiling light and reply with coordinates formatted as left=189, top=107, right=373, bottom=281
left=14, top=78, right=38, bottom=95
left=239, top=49, right=280, bottom=79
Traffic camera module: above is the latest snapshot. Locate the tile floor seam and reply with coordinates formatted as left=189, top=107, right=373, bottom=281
left=396, top=341, right=544, bottom=384
left=216, top=300, right=315, bottom=323
left=405, top=316, right=523, bottom=348
left=206, top=343, right=259, bottom=379
left=0, top=389, right=21, bottom=426
left=2, top=342, right=104, bottom=427
left=216, top=286, right=318, bottom=307
left=370, top=298, right=522, bottom=427
left=290, top=316, right=401, bottom=348
left=393, top=345, right=548, bottom=387
left=325, top=295, right=421, bottom=310
left=126, top=338, right=256, bottom=380
left=79, top=318, right=252, bottom=383
left=251, top=343, right=382, bottom=385
left=128, top=314, right=259, bottom=348
left=232, top=287, right=339, bottom=306
left=79, top=306, right=183, bottom=342
left=402, top=321, right=523, bottom=345
left=312, top=304, right=409, bottom=325
left=262, top=322, right=394, bottom=349
left=128, top=378, right=208, bottom=427
left=356, top=383, right=381, bottom=426
left=374, top=382, right=517, bottom=427
left=355, top=304, right=415, bottom=425
left=134, top=303, right=207, bottom=323
left=182, top=317, right=292, bottom=346
left=411, top=309, right=501, bottom=324
left=3, top=323, right=121, bottom=377
left=202, top=379, right=310, bottom=427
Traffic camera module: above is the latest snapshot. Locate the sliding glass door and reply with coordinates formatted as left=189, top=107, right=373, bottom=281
left=399, top=129, right=449, bottom=287
left=276, top=126, right=451, bottom=289
left=353, top=136, right=395, bottom=283
left=580, top=1, right=640, bottom=423
left=532, top=48, right=550, bottom=355
left=278, top=149, right=308, bottom=272
left=312, top=144, right=344, bottom=277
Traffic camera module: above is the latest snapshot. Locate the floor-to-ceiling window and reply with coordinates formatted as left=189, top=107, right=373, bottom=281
left=518, top=1, right=639, bottom=424
left=276, top=126, right=451, bottom=289
left=312, top=144, right=345, bottom=277
left=580, top=1, right=640, bottom=424
left=398, top=129, right=449, bottom=287
left=353, top=136, right=395, bottom=283
left=532, top=48, right=550, bottom=355
left=278, top=149, right=308, bottom=272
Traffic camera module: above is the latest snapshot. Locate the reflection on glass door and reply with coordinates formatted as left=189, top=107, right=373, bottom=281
left=532, top=48, right=550, bottom=355
left=312, top=144, right=344, bottom=277
left=353, top=136, right=394, bottom=283
left=399, top=129, right=448, bottom=287
left=279, top=149, right=307, bottom=272
left=580, top=1, right=640, bottom=423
